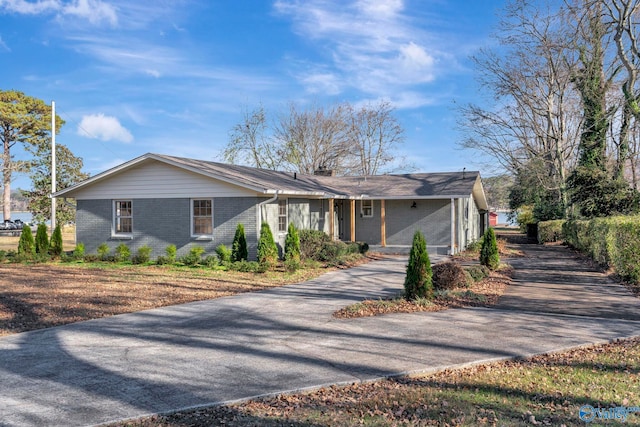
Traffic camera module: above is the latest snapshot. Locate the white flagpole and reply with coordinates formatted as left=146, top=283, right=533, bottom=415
left=51, top=101, right=56, bottom=230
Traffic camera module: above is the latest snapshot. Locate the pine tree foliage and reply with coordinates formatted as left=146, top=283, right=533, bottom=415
left=49, top=225, right=63, bottom=256
left=17, top=224, right=35, bottom=257
left=404, top=231, right=433, bottom=300
left=257, top=222, right=278, bottom=267
left=480, top=228, right=500, bottom=270
left=284, top=222, right=301, bottom=262
left=231, top=223, right=248, bottom=262
left=34, top=223, right=49, bottom=254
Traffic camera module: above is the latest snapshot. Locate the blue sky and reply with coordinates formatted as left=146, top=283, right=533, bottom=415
left=1, top=0, right=505, bottom=190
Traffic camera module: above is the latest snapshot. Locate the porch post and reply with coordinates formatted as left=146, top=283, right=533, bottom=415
left=380, top=199, right=386, bottom=247
left=350, top=199, right=356, bottom=241
left=329, top=198, right=335, bottom=241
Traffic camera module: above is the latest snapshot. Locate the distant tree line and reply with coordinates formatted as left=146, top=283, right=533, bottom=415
left=460, top=0, right=640, bottom=220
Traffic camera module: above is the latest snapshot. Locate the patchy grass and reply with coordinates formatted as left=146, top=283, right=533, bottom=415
left=112, top=337, right=640, bottom=426
left=334, top=265, right=512, bottom=319
left=0, top=262, right=330, bottom=336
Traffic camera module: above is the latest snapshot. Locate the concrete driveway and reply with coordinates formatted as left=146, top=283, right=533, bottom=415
left=0, top=248, right=639, bottom=426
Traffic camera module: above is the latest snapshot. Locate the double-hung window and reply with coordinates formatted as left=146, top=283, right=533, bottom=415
left=114, top=200, right=133, bottom=234
left=361, top=199, right=373, bottom=218
left=192, top=199, right=213, bottom=236
left=278, top=199, right=288, bottom=233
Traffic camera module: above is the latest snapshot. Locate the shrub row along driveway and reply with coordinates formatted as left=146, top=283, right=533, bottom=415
left=0, top=248, right=639, bottom=426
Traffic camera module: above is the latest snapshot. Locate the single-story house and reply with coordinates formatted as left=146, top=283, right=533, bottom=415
left=54, top=153, right=489, bottom=259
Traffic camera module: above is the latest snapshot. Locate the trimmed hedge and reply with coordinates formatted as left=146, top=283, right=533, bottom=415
left=537, top=219, right=565, bottom=243
left=563, top=215, right=640, bottom=283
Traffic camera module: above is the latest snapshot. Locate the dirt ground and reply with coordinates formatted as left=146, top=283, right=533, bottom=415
left=0, top=263, right=329, bottom=336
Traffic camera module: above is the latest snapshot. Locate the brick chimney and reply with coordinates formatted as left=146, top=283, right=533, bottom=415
left=314, top=165, right=335, bottom=176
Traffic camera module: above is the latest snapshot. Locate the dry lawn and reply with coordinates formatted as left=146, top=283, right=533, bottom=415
left=0, top=263, right=329, bottom=336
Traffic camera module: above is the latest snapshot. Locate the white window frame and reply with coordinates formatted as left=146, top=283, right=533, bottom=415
left=113, top=200, right=133, bottom=237
left=191, top=198, right=214, bottom=238
left=278, top=199, right=288, bottom=233
left=361, top=199, right=373, bottom=218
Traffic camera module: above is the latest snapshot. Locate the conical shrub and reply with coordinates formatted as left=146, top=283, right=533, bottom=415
left=257, top=222, right=278, bottom=268
left=35, top=223, right=49, bottom=255
left=231, top=223, right=248, bottom=262
left=480, top=228, right=500, bottom=270
left=17, top=224, right=35, bottom=257
left=404, top=231, right=433, bottom=300
left=50, top=224, right=64, bottom=257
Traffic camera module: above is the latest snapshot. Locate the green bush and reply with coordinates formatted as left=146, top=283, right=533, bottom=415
left=35, top=223, right=49, bottom=255
left=257, top=222, right=278, bottom=268
left=480, top=228, right=500, bottom=270
left=231, top=223, right=248, bottom=262
left=17, top=224, right=35, bottom=258
left=465, top=237, right=483, bottom=253
left=516, top=205, right=535, bottom=233
left=432, top=262, right=471, bottom=290
left=72, top=243, right=85, bottom=260
left=115, top=243, right=131, bottom=262
left=215, top=244, right=232, bottom=263
left=165, top=244, right=177, bottom=262
left=132, top=245, right=152, bottom=264
left=537, top=220, right=565, bottom=244
left=157, top=244, right=178, bottom=265
left=299, top=229, right=331, bottom=260
left=564, top=216, right=640, bottom=283
left=404, top=231, right=433, bottom=300
left=97, top=243, right=110, bottom=260
left=230, top=260, right=266, bottom=273
left=203, top=255, right=219, bottom=268
left=466, top=265, right=490, bottom=282
left=181, top=246, right=205, bottom=266
left=50, top=225, right=63, bottom=256
left=284, top=222, right=301, bottom=263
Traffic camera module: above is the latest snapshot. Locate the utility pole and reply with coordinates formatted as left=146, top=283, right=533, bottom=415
left=51, top=100, right=56, bottom=230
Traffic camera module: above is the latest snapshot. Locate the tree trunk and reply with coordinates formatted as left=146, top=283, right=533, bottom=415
left=3, top=136, right=10, bottom=221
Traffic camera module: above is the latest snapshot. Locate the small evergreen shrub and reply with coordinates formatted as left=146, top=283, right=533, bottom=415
left=17, top=224, right=35, bottom=258
left=257, top=222, right=278, bottom=268
left=181, top=246, right=205, bottom=266
left=432, top=262, right=471, bottom=290
left=230, top=260, right=266, bottom=273
left=466, top=264, right=490, bottom=282
left=480, top=228, right=500, bottom=270
left=50, top=225, right=63, bottom=257
left=115, top=243, right=131, bottom=262
left=157, top=244, right=177, bottom=265
left=35, top=223, right=49, bottom=255
left=132, top=245, right=152, bottom=264
left=231, top=223, right=248, bottom=262
left=216, top=244, right=232, bottom=263
left=73, top=243, right=85, bottom=260
left=203, top=255, right=219, bottom=268
left=284, top=222, right=301, bottom=268
left=97, top=243, right=110, bottom=260
left=166, top=244, right=177, bottom=262
left=404, top=231, right=433, bottom=300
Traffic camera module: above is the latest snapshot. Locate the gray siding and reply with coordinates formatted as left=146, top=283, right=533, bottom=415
left=76, top=197, right=262, bottom=260
left=354, top=199, right=451, bottom=253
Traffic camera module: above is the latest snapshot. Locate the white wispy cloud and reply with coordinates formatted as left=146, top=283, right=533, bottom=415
left=0, top=36, right=9, bottom=52
left=0, top=0, right=118, bottom=26
left=274, top=0, right=444, bottom=106
left=77, top=113, right=133, bottom=142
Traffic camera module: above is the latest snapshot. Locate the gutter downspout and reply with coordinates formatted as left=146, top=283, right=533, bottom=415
left=450, top=198, right=455, bottom=255
left=257, top=191, right=280, bottom=241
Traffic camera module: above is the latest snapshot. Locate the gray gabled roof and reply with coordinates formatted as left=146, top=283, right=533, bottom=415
left=54, top=153, right=488, bottom=210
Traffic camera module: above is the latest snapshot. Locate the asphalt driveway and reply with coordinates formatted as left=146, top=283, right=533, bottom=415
left=0, top=248, right=639, bottom=426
